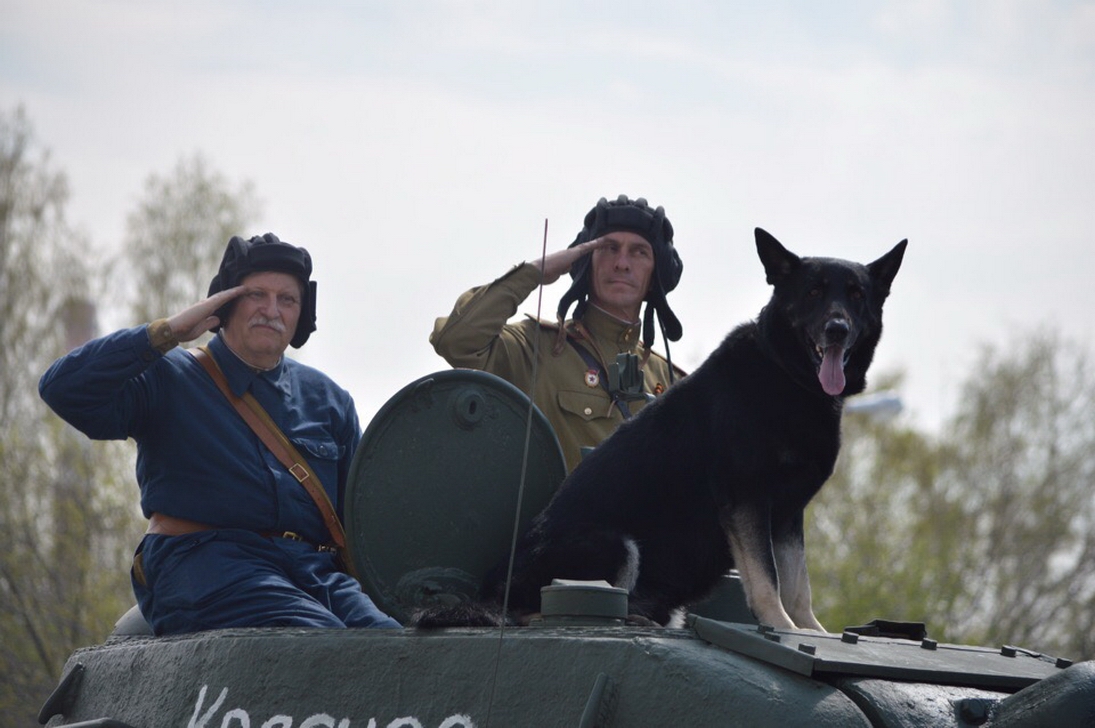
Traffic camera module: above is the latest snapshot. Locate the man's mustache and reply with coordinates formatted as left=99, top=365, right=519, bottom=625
left=248, top=315, right=287, bottom=333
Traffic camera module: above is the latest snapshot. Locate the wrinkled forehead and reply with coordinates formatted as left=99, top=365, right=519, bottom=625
left=239, top=270, right=304, bottom=295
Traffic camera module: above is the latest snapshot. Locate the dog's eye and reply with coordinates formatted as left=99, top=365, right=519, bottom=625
left=808, top=287, right=822, bottom=298
left=849, top=286, right=864, bottom=301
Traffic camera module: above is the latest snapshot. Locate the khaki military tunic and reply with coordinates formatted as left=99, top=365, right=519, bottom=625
left=431, top=263, right=681, bottom=472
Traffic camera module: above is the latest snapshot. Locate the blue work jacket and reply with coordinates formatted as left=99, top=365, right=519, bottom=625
left=39, top=327, right=361, bottom=546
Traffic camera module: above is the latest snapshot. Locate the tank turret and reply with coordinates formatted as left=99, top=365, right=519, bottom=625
left=40, top=371, right=1094, bottom=727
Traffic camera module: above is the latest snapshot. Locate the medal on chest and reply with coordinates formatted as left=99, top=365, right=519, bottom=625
left=584, top=369, right=600, bottom=388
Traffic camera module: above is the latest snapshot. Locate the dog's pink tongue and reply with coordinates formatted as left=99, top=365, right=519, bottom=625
left=819, top=345, right=846, bottom=396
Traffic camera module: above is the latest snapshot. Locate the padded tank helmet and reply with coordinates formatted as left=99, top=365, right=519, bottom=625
left=557, top=195, right=683, bottom=350
left=207, top=233, right=317, bottom=348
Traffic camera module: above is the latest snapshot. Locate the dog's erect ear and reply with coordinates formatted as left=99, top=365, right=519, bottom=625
left=866, top=239, right=908, bottom=298
left=755, top=228, right=801, bottom=286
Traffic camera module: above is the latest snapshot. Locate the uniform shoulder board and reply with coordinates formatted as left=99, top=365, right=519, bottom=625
left=645, top=348, right=688, bottom=378
left=524, top=314, right=564, bottom=332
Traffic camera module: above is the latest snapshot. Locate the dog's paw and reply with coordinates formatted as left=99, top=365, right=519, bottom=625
left=408, top=603, right=508, bottom=628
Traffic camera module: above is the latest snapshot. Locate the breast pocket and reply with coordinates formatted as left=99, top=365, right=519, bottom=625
left=557, top=389, right=614, bottom=422
left=291, top=437, right=344, bottom=491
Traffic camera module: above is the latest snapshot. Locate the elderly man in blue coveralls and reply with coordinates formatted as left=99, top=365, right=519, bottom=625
left=39, top=233, right=400, bottom=634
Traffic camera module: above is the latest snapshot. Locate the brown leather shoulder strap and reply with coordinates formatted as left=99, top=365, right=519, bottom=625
left=190, top=346, right=348, bottom=551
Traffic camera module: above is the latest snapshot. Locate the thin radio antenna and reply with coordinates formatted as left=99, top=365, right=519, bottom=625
left=484, top=217, right=549, bottom=727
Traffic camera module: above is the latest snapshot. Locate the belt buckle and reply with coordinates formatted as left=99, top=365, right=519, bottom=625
left=275, top=530, right=336, bottom=553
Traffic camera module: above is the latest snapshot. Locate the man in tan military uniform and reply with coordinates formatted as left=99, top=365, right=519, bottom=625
left=431, top=195, right=685, bottom=472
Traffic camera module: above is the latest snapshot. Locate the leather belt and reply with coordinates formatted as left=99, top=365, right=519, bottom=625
left=146, top=512, right=337, bottom=552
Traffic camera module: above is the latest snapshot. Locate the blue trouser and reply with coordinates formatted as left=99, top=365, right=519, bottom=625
left=132, top=529, right=401, bottom=634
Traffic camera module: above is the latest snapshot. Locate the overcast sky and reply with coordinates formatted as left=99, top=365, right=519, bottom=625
left=4, top=0, right=1093, bottom=434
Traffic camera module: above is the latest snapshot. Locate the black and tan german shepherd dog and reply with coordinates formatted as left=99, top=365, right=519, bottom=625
left=420, top=229, right=906, bottom=630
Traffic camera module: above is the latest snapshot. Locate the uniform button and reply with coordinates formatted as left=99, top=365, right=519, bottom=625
left=584, top=407, right=593, bottom=415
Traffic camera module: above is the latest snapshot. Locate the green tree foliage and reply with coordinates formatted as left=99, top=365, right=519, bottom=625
left=122, top=152, right=260, bottom=325
left=944, top=334, right=1095, bottom=656
left=2, top=114, right=264, bottom=724
left=0, top=106, right=139, bottom=726
left=809, top=337, right=1095, bottom=661
left=807, top=372, right=965, bottom=631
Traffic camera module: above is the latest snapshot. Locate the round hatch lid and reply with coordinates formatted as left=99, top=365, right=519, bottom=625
left=345, top=369, right=567, bottom=623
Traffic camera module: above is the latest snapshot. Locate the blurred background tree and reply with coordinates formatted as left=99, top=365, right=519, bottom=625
left=0, top=106, right=262, bottom=725
left=122, top=151, right=261, bottom=325
left=0, top=105, right=139, bottom=726
left=809, top=335, right=1095, bottom=661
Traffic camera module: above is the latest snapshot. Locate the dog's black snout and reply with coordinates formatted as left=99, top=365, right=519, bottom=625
left=824, top=318, right=850, bottom=344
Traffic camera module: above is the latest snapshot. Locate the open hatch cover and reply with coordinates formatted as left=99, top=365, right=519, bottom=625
left=345, top=369, right=567, bottom=622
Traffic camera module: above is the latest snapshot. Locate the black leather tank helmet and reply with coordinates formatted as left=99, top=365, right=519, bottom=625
left=207, top=233, right=317, bottom=348
left=557, top=195, right=683, bottom=350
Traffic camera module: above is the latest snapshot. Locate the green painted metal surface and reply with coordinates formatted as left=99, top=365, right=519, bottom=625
left=43, top=627, right=875, bottom=728
left=345, top=370, right=566, bottom=622
left=689, top=617, right=1067, bottom=691
left=42, top=623, right=1094, bottom=728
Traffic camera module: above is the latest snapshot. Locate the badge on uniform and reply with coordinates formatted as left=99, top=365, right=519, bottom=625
left=585, top=369, right=600, bottom=388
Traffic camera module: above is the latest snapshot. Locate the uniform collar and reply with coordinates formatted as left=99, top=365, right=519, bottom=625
left=209, top=333, right=292, bottom=398
left=578, top=304, right=643, bottom=352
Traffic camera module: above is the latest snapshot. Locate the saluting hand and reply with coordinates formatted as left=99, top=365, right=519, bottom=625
left=532, top=236, right=611, bottom=285
left=165, top=286, right=247, bottom=343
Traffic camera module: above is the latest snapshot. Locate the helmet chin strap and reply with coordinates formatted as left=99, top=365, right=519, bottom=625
left=659, top=316, right=676, bottom=385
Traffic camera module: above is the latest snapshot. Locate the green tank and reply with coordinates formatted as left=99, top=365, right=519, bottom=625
left=40, top=371, right=1094, bottom=728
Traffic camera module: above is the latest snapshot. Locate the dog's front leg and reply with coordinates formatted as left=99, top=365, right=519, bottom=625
left=723, top=508, right=796, bottom=630
left=774, top=536, right=826, bottom=632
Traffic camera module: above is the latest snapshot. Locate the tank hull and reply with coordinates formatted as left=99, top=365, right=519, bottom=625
left=44, top=626, right=876, bottom=728
left=42, top=621, right=1092, bottom=728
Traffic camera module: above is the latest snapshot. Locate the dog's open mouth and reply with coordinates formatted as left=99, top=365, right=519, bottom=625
left=814, top=344, right=849, bottom=396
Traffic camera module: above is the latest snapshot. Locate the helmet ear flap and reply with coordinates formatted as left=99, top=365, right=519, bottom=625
left=647, top=205, right=682, bottom=296
left=291, top=280, right=318, bottom=348
left=208, top=236, right=252, bottom=334
left=556, top=256, right=590, bottom=325
left=557, top=224, right=595, bottom=325
left=656, top=240, right=683, bottom=295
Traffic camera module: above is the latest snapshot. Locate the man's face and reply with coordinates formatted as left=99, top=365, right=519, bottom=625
left=221, top=270, right=303, bottom=365
left=588, top=231, right=655, bottom=321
